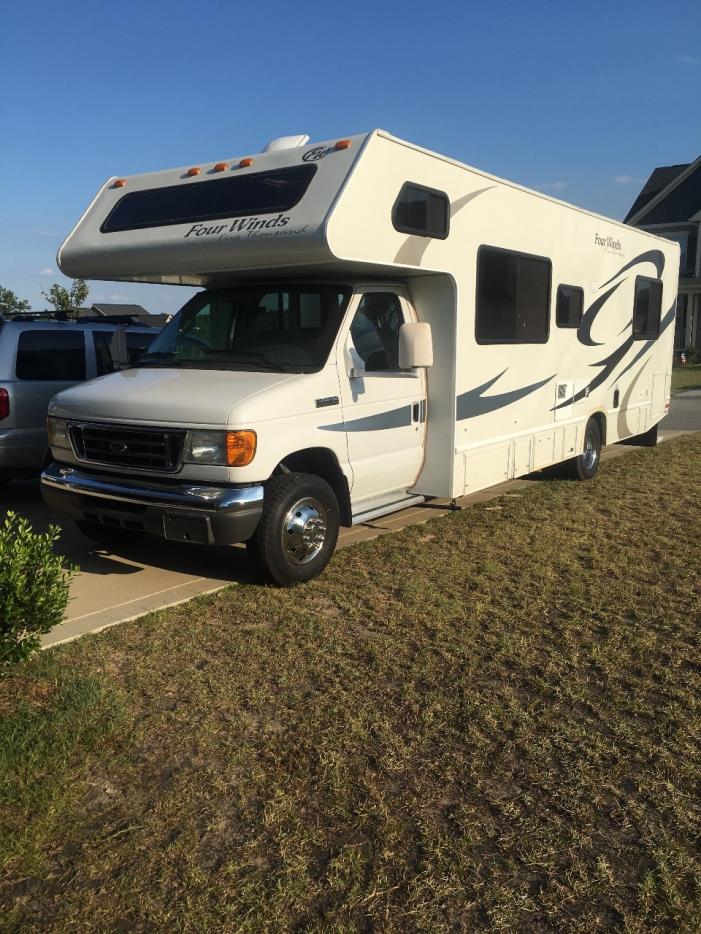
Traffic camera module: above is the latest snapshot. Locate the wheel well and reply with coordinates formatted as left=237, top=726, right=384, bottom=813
left=590, top=411, right=607, bottom=446
left=275, top=448, right=352, bottom=527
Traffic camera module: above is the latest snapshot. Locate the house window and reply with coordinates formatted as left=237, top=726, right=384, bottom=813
left=556, top=285, right=584, bottom=328
left=661, top=229, right=697, bottom=277
left=632, top=276, right=663, bottom=340
left=392, top=183, right=450, bottom=239
left=476, top=246, right=551, bottom=343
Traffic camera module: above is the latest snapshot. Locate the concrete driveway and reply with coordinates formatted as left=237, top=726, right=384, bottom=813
left=2, top=395, right=698, bottom=649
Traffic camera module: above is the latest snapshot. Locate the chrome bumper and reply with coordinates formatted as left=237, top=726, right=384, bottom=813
left=40, top=462, right=265, bottom=546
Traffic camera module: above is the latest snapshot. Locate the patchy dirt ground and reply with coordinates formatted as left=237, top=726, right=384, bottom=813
left=1, top=435, right=700, bottom=932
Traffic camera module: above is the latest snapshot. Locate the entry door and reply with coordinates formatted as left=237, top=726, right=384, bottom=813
left=337, top=289, right=427, bottom=506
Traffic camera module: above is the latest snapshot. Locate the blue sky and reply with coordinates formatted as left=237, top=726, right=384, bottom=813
left=2, top=0, right=700, bottom=315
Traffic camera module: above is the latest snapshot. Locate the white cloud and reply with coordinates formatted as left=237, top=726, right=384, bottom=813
left=614, top=175, right=639, bottom=184
left=678, top=55, right=700, bottom=65
left=39, top=267, right=54, bottom=275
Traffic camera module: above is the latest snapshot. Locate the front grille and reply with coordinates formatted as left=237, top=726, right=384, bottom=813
left=69, top=422, right=185, bottom=473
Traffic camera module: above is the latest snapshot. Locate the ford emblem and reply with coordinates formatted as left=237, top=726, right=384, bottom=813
left=109, top=441, right=128, bottom=453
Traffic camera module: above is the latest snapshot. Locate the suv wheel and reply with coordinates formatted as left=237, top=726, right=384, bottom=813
left=247, top=472, right=340, bottom=586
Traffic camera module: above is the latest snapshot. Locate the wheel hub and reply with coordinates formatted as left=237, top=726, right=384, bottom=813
left=583, top=429, right=599, bottom=471
left=281, top=497, right=328, bottom=564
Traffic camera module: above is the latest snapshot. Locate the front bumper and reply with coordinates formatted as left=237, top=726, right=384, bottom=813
left=41, top=462, right=264, bottom=546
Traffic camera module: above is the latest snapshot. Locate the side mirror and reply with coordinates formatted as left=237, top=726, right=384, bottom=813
left=399, top=322, right=433, bottom=369
left=345, top=343, right=366, bottom=380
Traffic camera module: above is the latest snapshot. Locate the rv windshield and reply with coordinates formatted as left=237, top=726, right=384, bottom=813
left=138, top=285, right=351, bottom=373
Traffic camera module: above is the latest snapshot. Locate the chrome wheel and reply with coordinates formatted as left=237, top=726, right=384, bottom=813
left=583, top=427, right=599, bottom=472
left=280, top=496, right=328, bottom=565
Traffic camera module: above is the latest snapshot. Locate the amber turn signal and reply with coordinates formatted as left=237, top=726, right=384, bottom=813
left=113, top=178, right=126, bottom=188
left=335, top=139, right=351, bottom=150
left=239, top=157, right=254, bottom=168
left=187, top=167, right=201, bottom=177
left=213, top=162, right=228, bottom=172
left=226, top=430, right=257, bottom=466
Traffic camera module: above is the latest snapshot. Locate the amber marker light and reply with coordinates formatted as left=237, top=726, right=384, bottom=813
left=335, top=139, right=351, bottom=150
left=187, top=167, right=201, bottom=177
left=239, top=157, right=254, bottom=168
left=213, top=162, right=228, bottom=172
left=113, top=178, right=126, bottom=188
left=226, top=430, right=257, bottom=467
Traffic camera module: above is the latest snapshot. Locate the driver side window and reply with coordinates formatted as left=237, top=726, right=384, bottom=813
left=350, top=293, right=405, bottom=372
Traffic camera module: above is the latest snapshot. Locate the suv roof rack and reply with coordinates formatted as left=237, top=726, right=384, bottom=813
left=1, top=311, right=155, bottom=326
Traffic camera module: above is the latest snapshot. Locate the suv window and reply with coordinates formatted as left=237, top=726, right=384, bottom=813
left=15, top=330, right=86, bottom=381
left=350, top=293, right=405, bottom=371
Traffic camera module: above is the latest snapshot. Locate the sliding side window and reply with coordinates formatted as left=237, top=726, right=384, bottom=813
left=392, top=183, right=449, bottom=239
left=476, top=246, right=551, bottom=343
left=556, top=285, right=584, bottom=328
left=632, top=277, right=662, bottom=340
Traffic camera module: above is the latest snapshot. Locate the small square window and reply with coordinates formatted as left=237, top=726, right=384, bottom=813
left=556, top=285, right=584, bottom=328
left=632, top=277, right=662, bottom=340
left=392, top=183, right=449, bottom=239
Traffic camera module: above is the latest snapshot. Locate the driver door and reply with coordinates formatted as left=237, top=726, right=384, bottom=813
left=337, top=289, right=427, bottom=507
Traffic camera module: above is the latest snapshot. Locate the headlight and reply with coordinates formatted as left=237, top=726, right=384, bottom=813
left=183, top=430, right=256, bottom=467
left=47, top=416, right=69, bottom=450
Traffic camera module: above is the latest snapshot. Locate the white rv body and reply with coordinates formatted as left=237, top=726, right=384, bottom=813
left=43, top=130, right=679, bottom=583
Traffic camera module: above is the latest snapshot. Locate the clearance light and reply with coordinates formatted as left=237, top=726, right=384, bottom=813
left=0, top=388, right=9, bottom=420
left=226, top=430, right=257, bottom=467
left=213, top=162, right=228, bottom=172
left=335, top=139, right=351, bottom=150
left=238, top=157, right=254, bottom=168
left=113, top=178, right=127, bottom=188
left=187, top=167, right=201, bottom=177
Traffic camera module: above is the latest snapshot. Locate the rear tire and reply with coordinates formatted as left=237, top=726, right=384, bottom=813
left=246, top=472, right=340, bottom=586
left=566, top=418, right=602, bottom=480
left=76, top=520, right=145, bottom=549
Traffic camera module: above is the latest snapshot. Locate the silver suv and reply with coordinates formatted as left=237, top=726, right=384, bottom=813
left=0, top=314, right=160, bottom=481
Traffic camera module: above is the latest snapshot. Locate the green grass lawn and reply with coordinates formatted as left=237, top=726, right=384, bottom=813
left=672, top=364, right=701, bottom=394
left=1, top=435, right=700, bottom=932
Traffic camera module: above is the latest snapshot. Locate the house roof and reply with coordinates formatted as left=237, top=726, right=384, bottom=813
left=625, top=158, right=701, bottom=225
left=89, top=303, right=150, bottom=317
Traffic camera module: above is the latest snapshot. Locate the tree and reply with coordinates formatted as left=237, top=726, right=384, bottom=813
left=41, top=279, right=89, bottom=320
left=0, top=286, right=30, bottom=316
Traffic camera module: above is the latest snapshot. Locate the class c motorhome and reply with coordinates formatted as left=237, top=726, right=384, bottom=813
left=42, top=130, right=680, bottom=584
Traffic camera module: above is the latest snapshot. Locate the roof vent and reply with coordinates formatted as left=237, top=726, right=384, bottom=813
left=262, top=134, right=310, bottom=153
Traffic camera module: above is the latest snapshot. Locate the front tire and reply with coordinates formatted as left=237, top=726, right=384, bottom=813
left=247, top=472, right=340, bottom=586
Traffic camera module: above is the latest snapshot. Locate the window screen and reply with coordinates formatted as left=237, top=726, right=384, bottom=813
left=101, top=165, right=317, bottom=233
left=16, top=330, right=86, bottom=381
left=556, top=285, right=584, bottom=328
left=392, top=183, right=449, bottom=239
left=476, top=247, right=551, bottom=343
left=632, top=277, right=662, bottom=340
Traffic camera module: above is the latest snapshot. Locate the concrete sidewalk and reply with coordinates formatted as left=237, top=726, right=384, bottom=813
left=30, top=426, right=691, bottom=649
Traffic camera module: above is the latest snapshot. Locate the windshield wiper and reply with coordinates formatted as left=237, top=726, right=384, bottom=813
left=205, top=351, right=286, bottom=372
left=136, top=350, right=182, bottom=367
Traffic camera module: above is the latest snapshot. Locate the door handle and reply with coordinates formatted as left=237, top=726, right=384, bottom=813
left=412, top=400, right=426, bottom=423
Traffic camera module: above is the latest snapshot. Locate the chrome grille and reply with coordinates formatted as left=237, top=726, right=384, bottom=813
left=68, top=422, right=185, bottom=473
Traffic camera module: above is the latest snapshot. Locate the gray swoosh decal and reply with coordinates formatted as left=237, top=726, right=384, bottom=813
left=577, top=282, right=623, bottom=346
left=457, top=370, right=555, bottom=420
left=320, top=405, right=412, bottom=432
left=599, top=249, right=665, bottom=290
left=556, top=302, right=676, bottom=410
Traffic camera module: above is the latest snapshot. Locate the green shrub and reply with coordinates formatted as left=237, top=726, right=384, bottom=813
left=0, top=512, right=76, bottom=669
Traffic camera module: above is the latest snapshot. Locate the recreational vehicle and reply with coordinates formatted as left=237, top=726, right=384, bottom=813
left=41, top=131, right=679, bottom=584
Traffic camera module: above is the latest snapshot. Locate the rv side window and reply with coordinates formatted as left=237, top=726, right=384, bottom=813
left=350, top=294, right=405, bottom=371
left=476, top=247, right=551, bottom=343
left=15, top=330, right=86, bottom=381
left=632, top=277, right=662, bottom=340
left=556, top=285, right=584, bottom=328
left=392, top=183, right=449, bottom=239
